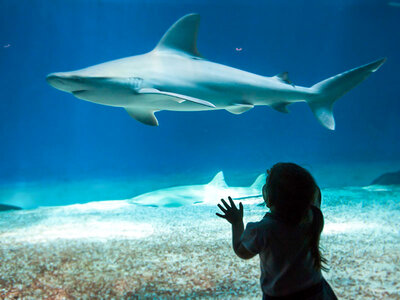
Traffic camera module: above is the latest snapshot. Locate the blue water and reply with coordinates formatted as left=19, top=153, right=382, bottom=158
left=1, top=2, right=400, bottom=297
left=0, top=0, right=399, bottom=207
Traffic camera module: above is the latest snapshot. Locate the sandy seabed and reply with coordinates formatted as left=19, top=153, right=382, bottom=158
left=0, top=185, right=400, bottom=299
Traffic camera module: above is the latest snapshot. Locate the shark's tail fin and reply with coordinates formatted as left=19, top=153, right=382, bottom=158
left=307, top=58, right=386, bottom=130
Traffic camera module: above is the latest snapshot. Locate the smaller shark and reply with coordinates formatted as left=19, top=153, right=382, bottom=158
left=128, top=172, right=265, bottom=207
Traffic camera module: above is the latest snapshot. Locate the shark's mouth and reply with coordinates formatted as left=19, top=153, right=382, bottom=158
left=72, top=90, right=87, bottom=95
left=71, top=89, right=106, bottom=104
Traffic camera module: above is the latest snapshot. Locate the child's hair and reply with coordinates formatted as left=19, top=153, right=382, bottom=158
left=265, top=162, right=328, bottom=271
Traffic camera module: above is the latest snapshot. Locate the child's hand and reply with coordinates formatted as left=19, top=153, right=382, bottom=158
left=216, top=196, right=243, bottom=224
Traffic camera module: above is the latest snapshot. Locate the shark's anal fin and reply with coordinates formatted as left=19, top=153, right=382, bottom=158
left=226, top=104, right=254, bottom=115
left=125, top=107, right=159, bottom=126
left=270, top=102, right=290, bottom=114
left=155, top=13, right=202, bottom=57
left=138, top=88, right=216, bottom=108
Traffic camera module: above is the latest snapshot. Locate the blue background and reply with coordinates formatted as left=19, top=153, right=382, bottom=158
left=0, top=0, right=399, bottom=190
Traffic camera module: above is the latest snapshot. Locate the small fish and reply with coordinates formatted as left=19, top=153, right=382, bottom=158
left=3, top=44, right=11, bottom=48
left=235, top=47, right=243, bottom=51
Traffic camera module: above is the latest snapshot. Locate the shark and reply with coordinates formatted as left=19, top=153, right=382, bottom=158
left=46, top=13, right=385, bottom=130
left=127, top=171, right=265, bottom=207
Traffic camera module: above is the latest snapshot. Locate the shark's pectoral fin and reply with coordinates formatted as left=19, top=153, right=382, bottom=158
left=270, top=102, right=290, bottom=114
left=225, top=104, right=254, bottom=115
left=138, top=88, right=216, bottom=108
left=125, top=107, right=159, bottom=126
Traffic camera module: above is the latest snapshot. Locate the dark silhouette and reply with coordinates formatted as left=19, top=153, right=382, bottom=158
left=371, top=170, right=400, bottom=185
left=0, top=204, right=22, bottom=212
left=217, top=162, right=337, bottom=299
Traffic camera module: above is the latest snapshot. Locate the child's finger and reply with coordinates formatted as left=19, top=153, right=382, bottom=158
left=216, top=213, right=226, bottom=219
left=218, top=204, right=227, bottom=213
left=221, top=199, right=230, bottom=209
left=228, top=196, right=236, bottom=209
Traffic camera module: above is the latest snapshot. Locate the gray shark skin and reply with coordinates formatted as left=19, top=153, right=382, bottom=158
left=127, top=171, right=265, bottom=207
left=46, top=14, right=386, bottom=130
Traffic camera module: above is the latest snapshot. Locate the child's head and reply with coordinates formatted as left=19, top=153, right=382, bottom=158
left=263, top=162, right=328, bottom=270
left=263, top=162, right=317, bottom=224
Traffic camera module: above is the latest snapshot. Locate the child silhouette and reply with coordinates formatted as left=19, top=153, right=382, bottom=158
left=217, top=163, right=337, bottom=299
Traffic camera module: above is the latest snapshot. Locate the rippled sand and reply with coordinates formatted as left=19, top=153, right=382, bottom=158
left=1, top=186, right=399, bottom=299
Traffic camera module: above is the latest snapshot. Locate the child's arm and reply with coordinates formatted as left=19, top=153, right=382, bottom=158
left=216, top=197, right=256, bottom=259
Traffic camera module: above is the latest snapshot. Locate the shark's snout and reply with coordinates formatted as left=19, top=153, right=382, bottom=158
left=46, top=72, right=86, bottom=93
left=46, top=73, right=66, bottom=90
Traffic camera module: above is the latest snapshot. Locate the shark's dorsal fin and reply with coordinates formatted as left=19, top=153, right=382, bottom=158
left=208, top=171, right=228, bottom=188
left=155, top=13, right=202, bottom=57
left=274, top=72, right=294, bottom=86
left=250, top=174, right=267, bottom=190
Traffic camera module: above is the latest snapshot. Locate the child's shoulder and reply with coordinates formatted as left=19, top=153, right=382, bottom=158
left=252, top=212, right=298, bottom=232
left=247, top=213, right=276, bottom=231
left=261, top=212, right=280, bottom=224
